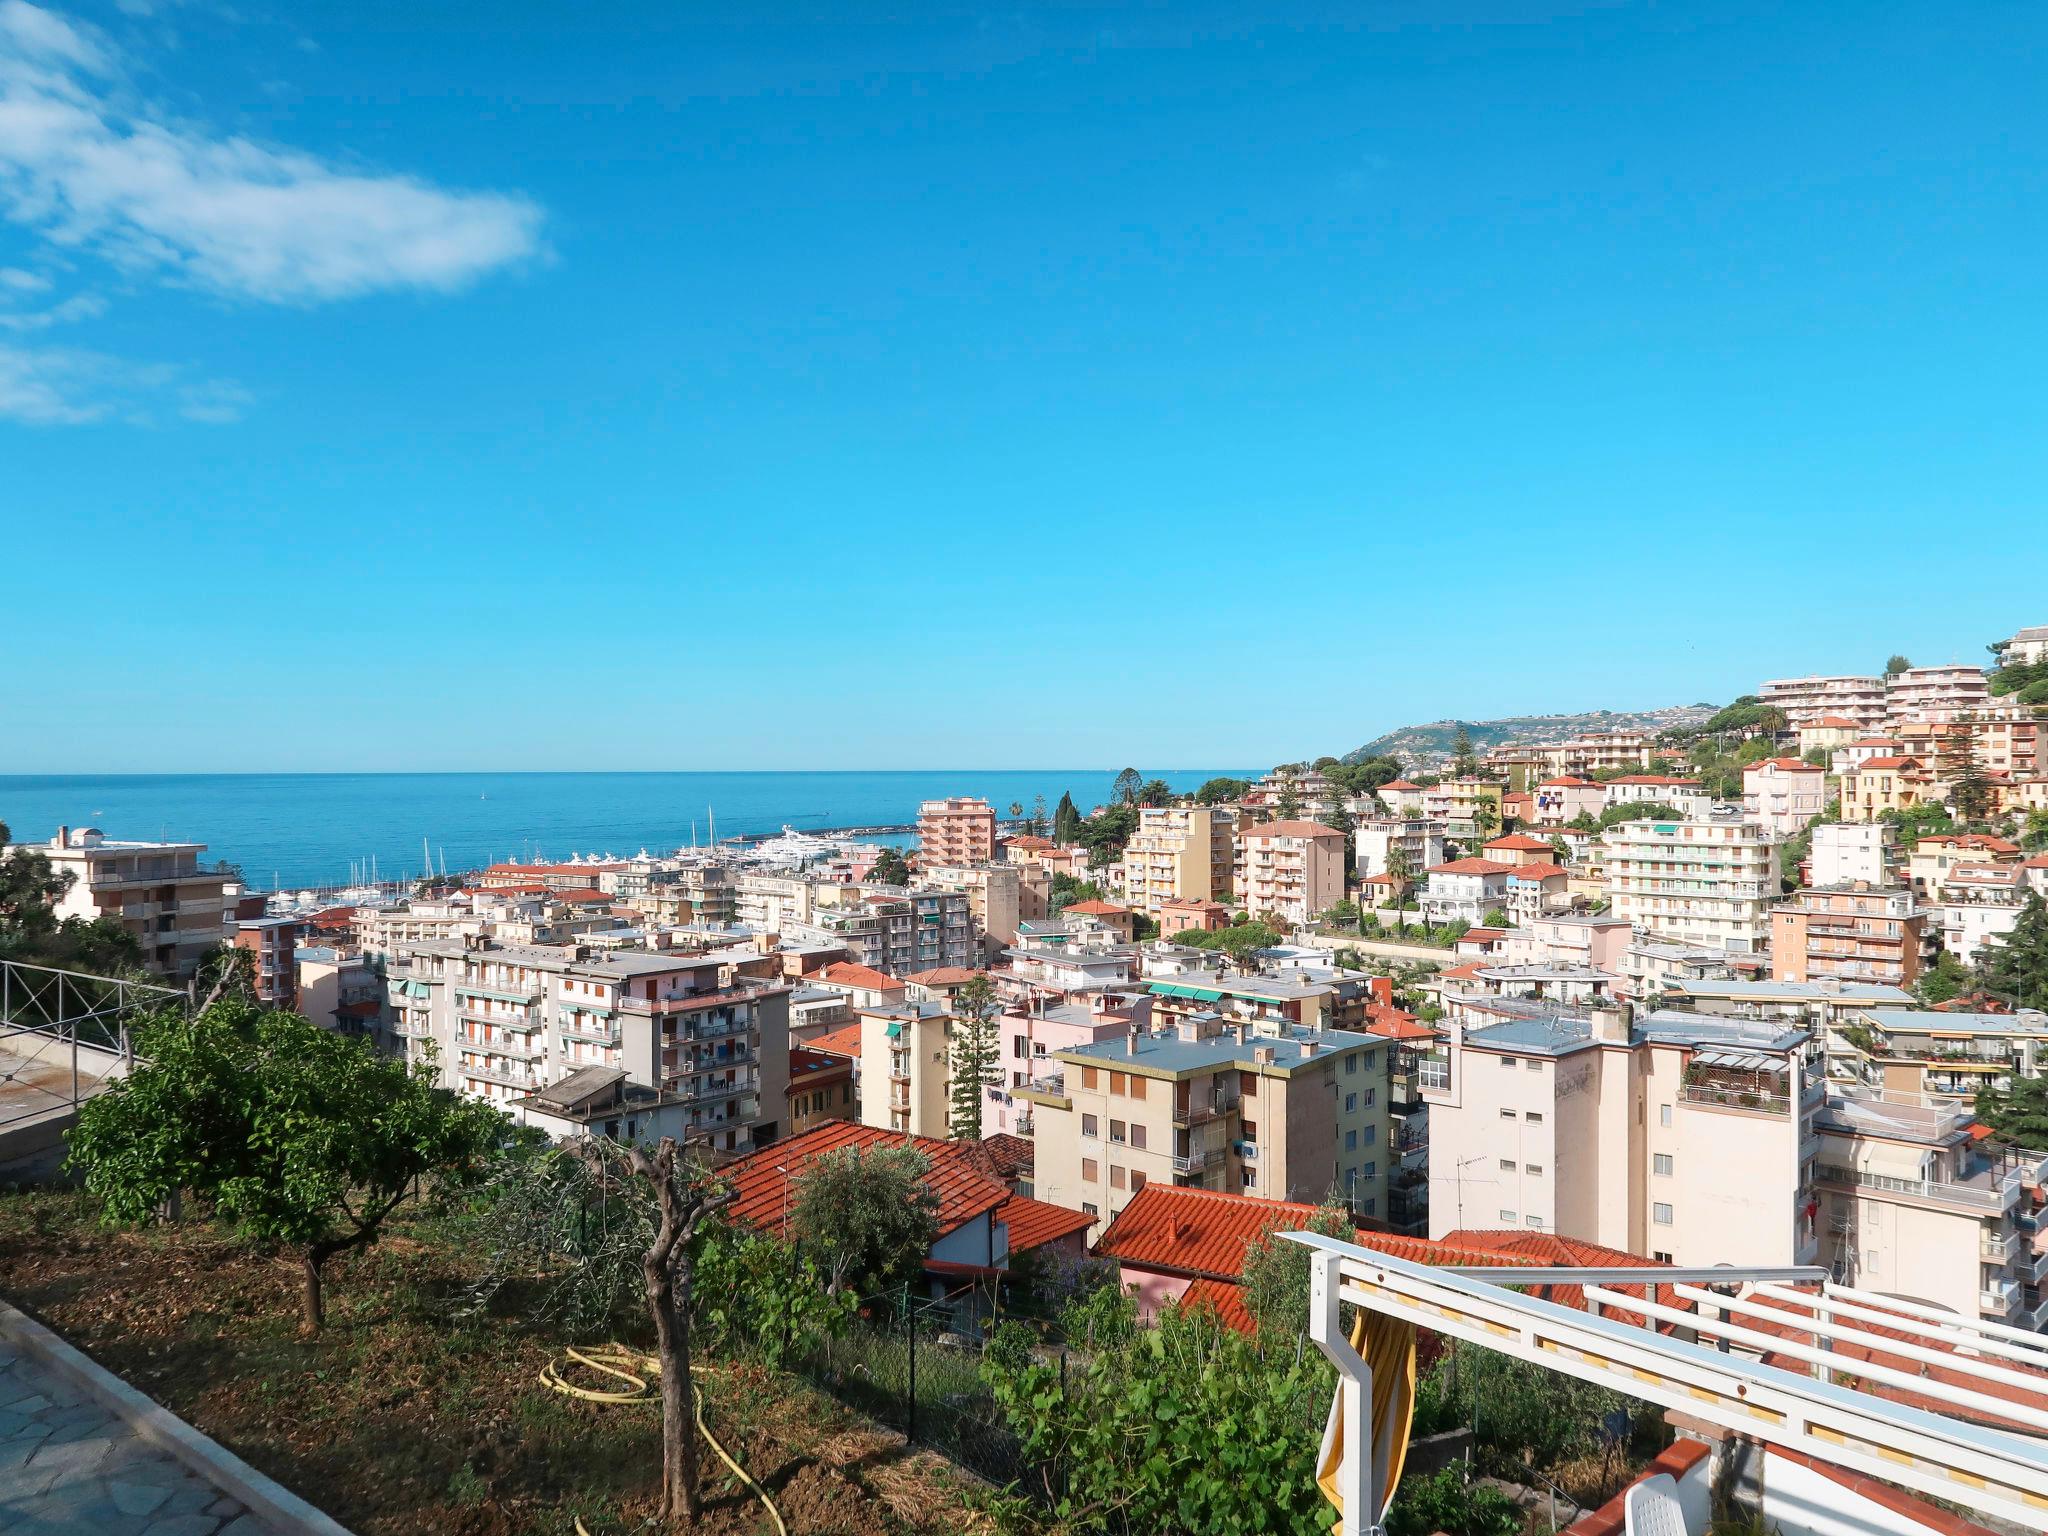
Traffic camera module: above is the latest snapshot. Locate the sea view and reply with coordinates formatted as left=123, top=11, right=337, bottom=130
left=0, top=769, right=1254, bottom=891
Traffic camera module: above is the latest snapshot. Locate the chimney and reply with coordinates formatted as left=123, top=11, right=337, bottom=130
left=1299, top=1036, right=1318, bottom=1058
left=1254, top=1044, right=1276, bottom=1066
left=54, top=825, right=68, bottom=850
left=1592, top=1001, right=1632, bottom=1044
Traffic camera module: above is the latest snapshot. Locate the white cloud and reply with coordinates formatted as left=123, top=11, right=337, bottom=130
left=0, top=288, right=104, bottom=328
left=0, top=263, right=50, bottom=290
left=0, top=3, right=544, bottom=304
left=0, top=341, right=244, bottom=423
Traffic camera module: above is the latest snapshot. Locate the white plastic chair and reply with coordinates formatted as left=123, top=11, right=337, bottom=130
left=1624, top=1473, right=1690, bottom=1536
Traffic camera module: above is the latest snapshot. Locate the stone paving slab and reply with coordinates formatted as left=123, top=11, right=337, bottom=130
left=0, top=1341, right=277, bottom=1535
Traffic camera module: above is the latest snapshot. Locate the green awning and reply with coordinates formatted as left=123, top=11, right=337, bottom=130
left=1150, top=982, right=1225, bottom=1002
left=403, top=980, right=430, bottom=999
left=885, top=1022, right=903, bottom=1039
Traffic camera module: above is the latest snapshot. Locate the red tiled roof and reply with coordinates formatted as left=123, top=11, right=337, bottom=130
left=1096, top=1186, right=1515, bottom=1285
left=819, top=961, right=901, bottom=991
left=905, top=966, right=979, bottom=986
left=1920, top=833, right=2021, bottom=854
left=1538, top=776, right=1596, bottom=787
left=806, top=1022, right=864, bottom=1059
left=1381, top=780, right=1423, bottom=791
left=1244, top=819, right=1345, bottom=839
left=1812, top=715, right=1866, bottom=728
left=1427, top=858, right=1517, bottom=876
left=554, top=888, right=611, bottom=904
left=1365, top=1012, right=1436, bottom=1043
left=1484, top=834, right=1553, bottom=852
left=1179, top=1277, right=1255, bottom=1333
left=722, top=1123, right=1009, bottom=1240
left=1847, top=737, right=1905, bottom=747
left=980, top=1133, right=1035, bottom=1180
left=1608, top=774, right=1703, bottom=786
left=1750, top=758, right=1824, bottom=773
left=1440, top=961, right=1491, bottom=980
left=789, top=1046, right=852, bottom=1081
left=1065, top=900, right=1130, bottom=916
left=1854, top=756, right=1923, bottom=770
left=1435, top=1229, right=1693, bottom=1321
left=1567, top=1441, right=1712, bottom=1536
left=1507, top=861, right=1569, bottom=881
left=1459, top=927, right=1507, bottom=940
left=998, top=1194, right=1093, bottom=1253
left=1006, top=835, right=1056, bottom=851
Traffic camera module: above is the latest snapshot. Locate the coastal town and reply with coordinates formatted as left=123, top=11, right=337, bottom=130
left=6, top=624, right=2048, bottom=1535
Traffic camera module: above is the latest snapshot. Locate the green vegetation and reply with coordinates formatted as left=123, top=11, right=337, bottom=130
left=1074, top=803, right=1139, bottom=868
left=1987, top=654, right=2048, bottom=707
left=1915, top=950, right=1971, bottom=1005
left=1049, top=871, right=1108, bottom=912
left=1975, top=1076, right=2048, bottom=1150
left=1111, top=767, right=1144, bottom=806
left=1175, top=919, right=1284, bottom=966
left=1136, top=778, right=1174, bottom=808
left=948, top=971, right=1001, bottom=1139
left=867, top=845, right=912, bottom=885
left=1194, top=776, right=1252, bottom=805
left=69, top=999, right=504, bottom=1333
left=1237, top=1198, right=1355, bottom=1348
left=1885, top=654, right=1913, bottom=678
left=1598, top=800, right=1682, bottom=830
left=1385, top=1467, right=1521, bottom=1536
left=1451, top=725, right=1479, bottom=779
left=1975, top=891, right=2048, bottom=1012
left=790, top=1142, right=942, bottom=1296
left=0, top=817, right=145, bottom=975
left=1694, top=696, right=1788, bottom=738
left=1054, top=791, right=1084, bottom=844
left=1877, top=801, right=1955, bottom=849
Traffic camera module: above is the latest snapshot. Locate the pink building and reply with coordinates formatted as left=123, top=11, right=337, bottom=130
left=992, top=994, right=1148, bottom=1137
left=916, top=796, right=997, bottom=867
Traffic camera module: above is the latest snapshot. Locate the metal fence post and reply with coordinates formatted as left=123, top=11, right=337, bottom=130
left=905, top=1284, right=917, bottom=1443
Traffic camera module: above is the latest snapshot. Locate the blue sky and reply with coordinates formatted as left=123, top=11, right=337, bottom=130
left=3, top=1, right=2045, bottom=773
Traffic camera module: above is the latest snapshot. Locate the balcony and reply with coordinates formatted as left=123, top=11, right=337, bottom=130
left=1979, top=1277, right=2021, bottom=1316
left=1981, top=1228, right=2025, bottom=1265
left=1171, top=1148, right=1216, bottom=1174
left=1817, top=1162, right=2027, bottom=1215
left=1173, top=1092, right=1242, bottom=1127
left=460, top=1005, right=542, bottom=1031
left=1679, top=1080, right=1792, bottom=1116
left=459, top=1060, right=542, bottom=1090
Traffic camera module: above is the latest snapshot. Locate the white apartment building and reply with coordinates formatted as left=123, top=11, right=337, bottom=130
left=1808, top=822, right=1892, bottom=888
left=1604, top=775, right=1711, bottom=818
left=386, top=935, right=790, bottom=1152
left=1422, top=1004, right=1822, bottom=1268
left=1937, top=864, right=2029, bottom=964
left=10, top=826, right=231, bottom=980
left=2001, top=623, right=2048, bottom=666
left=1419, top=858, right=1515, bottom=925
left=1234, top=820, right=1345, bottom=926
left=1813, top=1095, right=2047, bottom=1332
left=1759, top=675, right=1888, bottom=731
left=1741, top=758, right=1828, bottom=837
left=1884, top=663, right=1989, bottom=724
left=1115, top=805, right=1237, bottom=916
left=1352, top=817, right=1446, bottom=885
left=1604, top=818, right=1781, bottom=955
left=781, top=886, right=976, bottom=976
left=1547, top=732, right=1656, bottom=776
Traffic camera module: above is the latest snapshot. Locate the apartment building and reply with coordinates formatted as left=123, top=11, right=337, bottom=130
left=1605, top=775, right=1711, bottom=818
left=2001, top=623, right=2048, bottom=666
left=233, top=915, right=307, bottom=1008
left=1352, top=817, right=1446, bottom=885
left=11, top=826, right=231, bottom=980
left=387, top=935, right=790, bottom=1151
left=1233, top=820, right=1345, bottom=925
left=916, top=797, right=997, bottom=867
left=1604, top=818, right=1782, bottom=955
left=1158, top=897, right=1230, bottom=937
left=1116, top=805, right=1238, bottom=916
left=1759, top=675, right=1888, bottom=731
left=1828, top=1008, right=2048, bottom=1106
left=1829, top=736, right=1907, bottom=775
left=1839, top=756, right=1935, bottom=821
left=734, top=872, right=820, bottom=934
left=921, top=863, right=1022, bottom=952
left=1907, top=833, right=2019, bottom=902
left=1769, top=886, right=1923, bottom=988
left=994, top=993, right=1140, bottom=1137
left=1501, top=914, right=1633, bottom=973
left=1808, top=822, right=1892, bottom=888
left=786, top=887, right=976, bottom=976
left=1813, top=1094, right=2047, bottom=1331
left=1433, top=779, right=1506, bottom=839
left=1503, top=863, right=1571, bottom=922
left=787, top=1044, right=857, bottom=1135
left=1022, top=1015, right=1389, bottom=1236
left=1546, top=732, right=1657, bottom=776
left=1530, top=776, right=1604, bottom=826
left=1741, top=759, right=1828, bottom=837
left=858, top=999, right=954, bottom=1137
left=1937, top=864, right=2029, bottom=963
left=1884, top=663, right=1989, bottom=724
left=1420, top=858, right=1515, bottom=924
left=624, top=864, right=738, bottom=928
left=1796, top=715, right=1869, bottom=757
left=1422, top=1004, right=1822, bottom=1268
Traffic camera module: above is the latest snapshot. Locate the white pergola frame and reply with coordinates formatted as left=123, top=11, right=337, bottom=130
left=1286, top=1232, right=2048, bottom=1536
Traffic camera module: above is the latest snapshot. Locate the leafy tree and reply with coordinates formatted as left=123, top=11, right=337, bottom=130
left=1885, top=654, right=1913, bottom=678
left=1548, top=835, right=1570, bottom=863
left=1329, top=755, right=1404, bottom=795
left=1699, top=699, right=1789, bottom=737
left=1387, top=1466, right=1522, bottom=1536
left=1274, top=777, right=1304, bottom=819
left=867, top=846, right=912, bottom=886
left=1481, top=907, right=1510, bottom=929
left=1879, top=800, right=1955, bottom=848
left=2021, top=809, right=2048, bottom=852
left=1238, top=1198, right=1355, bottom=1347
left=1916, top=949, right=1971, bottom=1005
left=1074, top=803, right=1139, bottom=868
left=947, top=972, right=1001, bottom=1139
left=1194, top=776, right=1251, bottom=805
left=1596, top=800, right=1681, bottom=830
left=981, top=1288, right=1331, bottom=1535
left=194, top=941, right=256, bottom=1005
left=790, top=1143, right=941, bottom=1295
left=1451, top=725, right=1478, bottom=779
left=1470, top=800, right=1500, bottom=844
left=1567, top=810, right=1600, bottom=833
left=693, top=1223, right=858, bottom=1370
left=1136, top=777, right=1174, bottom=808
left=1053, top=791, right=1084, bottom=845
left=1049, top=871, right=1108, bottom=912
left=1975, top=1076, right=2048, bottom=1151
left=1177, top=920, right=1283, bottom=968
left=1976, top=892, right=2048, bottom=1011
left=1008, top=800, right=1024, bottom=820
left=69, top=1000, right=505, bottom=1332
left=1111, top=767, right=1144, bottom=807
left=1320, top=788, right=1356, bottom=841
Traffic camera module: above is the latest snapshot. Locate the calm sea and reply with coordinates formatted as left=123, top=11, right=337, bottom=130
left=0, top=771, right=1254, bottom=892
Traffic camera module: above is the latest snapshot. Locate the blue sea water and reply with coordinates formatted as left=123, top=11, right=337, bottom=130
left=0, top=770, right=1255, bottom=892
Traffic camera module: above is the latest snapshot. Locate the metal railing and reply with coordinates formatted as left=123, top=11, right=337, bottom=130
left=1817, top=1162, right=2025, bottom=1214
left=0, top=959, right=186, bottom=1132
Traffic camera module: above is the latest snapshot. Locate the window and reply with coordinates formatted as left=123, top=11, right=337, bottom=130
left=1499, top=1209, right=1517, bottom=1222
left=1525, top=1111, right=1542, bottom=1124
left=1653, top=1250, right=1673, bottom=1263
left=1653, top=1202, right=1674, bottom=1225
left=1012, top=1038, right=1027, bottom=1057
left=1345, top=1053, right=1357, bottom=1075
left=1361, top=1161, right=1376, bottom=1181
left=1127, top=1076, right=1146, bottom=1101
left=1654, top=1153, right=1673, bottom=1176
left=1131, top=1170, right=1147, bottom=1193
left=1502, top=1057, right=1518, bottom=1070
left=1082, top=1066, right=1099, bottom=1090
left=1239, top=1070, right=1258, bottom=1097
left=1499, top=1158, right=1516, bottom=1171
left=1082, top=1202, right=1098, bottom=1217
left=1525, top=1215, right=1543, bottom=1228
left=1110, top=1165, right=1126, bottom=1190
left=1109, top=1071, right=1127, bottom=1095
left=1499, top=1108, right=1517, bottom=1120
left=1525, top=1164, right=1544, bottom=1177
left=1526, top=1059, right=1543, bottom=1073
left=1241, top=1119, right=1258, bottom=1141
left=1109, top=1118, right=1126, bottom=1143
left=1082, top=1158, right=1099, bottom=1182
left=1345, top=1092, right=1357, bottom=1113
left=1362, top=1087, right=1376, bottom=1107
left=1346, top=1129, right=1358, bottom=1152
left=1081, top=1113, right=1099, bottom=1138
left=1131, top=1124, right=1147, bottom=1151
left=1659, top=1103, right=1673, bottom=1128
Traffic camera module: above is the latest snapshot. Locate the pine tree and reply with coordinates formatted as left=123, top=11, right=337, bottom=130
left=1976, top=892, right=2048, bottom=1011
left=1053, top=792, right=1083, bottom=845
left=1941, top=717, right=1992, bottom=825
left=1112, top=767, right=1143, bottom=807
left=947, top=972, right=1001, bottom=1140
left=1451, top=725, right=1478, bottom=779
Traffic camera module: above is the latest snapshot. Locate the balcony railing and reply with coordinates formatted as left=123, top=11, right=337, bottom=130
left=1171, top=1148, right=1215, bottom=1174
left=1173, top=1093, right=1241, bottom=1127
left=1980, top=1278, right=2020, bottom=1315
left=1679, top=1081, right=1791, bottom=1115
left=1817, top=1163, right=2025, bottom=1214
left=1981, top=1229, right=2024, bottom=1265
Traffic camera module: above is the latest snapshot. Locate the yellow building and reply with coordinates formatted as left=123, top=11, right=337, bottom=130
left=1116, top=805, right=1238, bottom=916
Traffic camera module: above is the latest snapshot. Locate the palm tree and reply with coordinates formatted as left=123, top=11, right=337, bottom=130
left=1385, top=845, right=1416, bottom=935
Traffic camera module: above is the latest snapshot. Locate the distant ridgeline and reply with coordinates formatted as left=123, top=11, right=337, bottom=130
left=1342, top=704, right=1718, bottom=770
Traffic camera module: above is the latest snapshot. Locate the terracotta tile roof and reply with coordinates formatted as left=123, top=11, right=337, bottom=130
left=1847, top=736, right=1905, bottom=747
left=1459, top=927, right=1507, bottom=940
left=1608, top=774, right=1703, bottom=786
left=1365, top=1012, right=1437, bottom=1043
left=788, top=1046, right=851, bottom=1081
left=1096, top=1186, right=1515, bottom=1285
left=554, top=888, right=612, bottom=904
left=1439, top=961, right=1491, bottom=980
left=1538, top=776, right=1596, bottom=787
left=1853, top=755, right=1923, bottom=770
left=806, top=1023, right=864, bottom=1059
left=1813, top=714, right=1867, bottom=728
left=1064, top=900, right=1130, bottom=916
left=1483, top=834, right=1553, bottom=852
left=979, top=1133, right=1035, bottom=1180
left=1920, top=833, right=2021, bottom=854
left=1566, top=1441, right=1712, bottom=1536
left=1381, top=780, right=1424, bottom=791
left=1178, top=1277, right=1254, bottom=1332
left=905, top=966, right=979, bottom=986
left=1243, top=819, right=1345, bottom=839
left=818, top=961, right=901, bottom=991
left=1750, top=757, right=1824, bottom=773
left=998, top=1194, right=1093, bottom=1253
left=1506, top=862, right=1570, bottom=881
left=1427, top=858, right=1517, bottom=876
left=1434, top=1229, right=1693, bottom=1321
left=1005, top=835, right=1056, bottom=851
left=722, top=1123, right=1009, bottom=1240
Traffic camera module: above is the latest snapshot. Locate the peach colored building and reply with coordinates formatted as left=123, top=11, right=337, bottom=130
left=916, top=796, right=997, bottom=866
left=1116, top=805, right=1238, bottom=915
left=1158, top=897, right=1230, bottom=937
left=1769, top=886, right=1923, bottom=988
left=1233, top=819, right=1345, bottom=925
left=1742, top=758, right=1829, bottom=836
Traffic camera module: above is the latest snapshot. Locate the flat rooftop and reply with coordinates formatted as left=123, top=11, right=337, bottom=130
left=1057, top=1021, right=1378, bottom=1077
left=1667, top=977, right=1913, bottom=1004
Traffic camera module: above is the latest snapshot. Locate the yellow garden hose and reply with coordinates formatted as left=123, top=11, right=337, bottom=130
left=547, top=1344, right=787, bottom=1536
